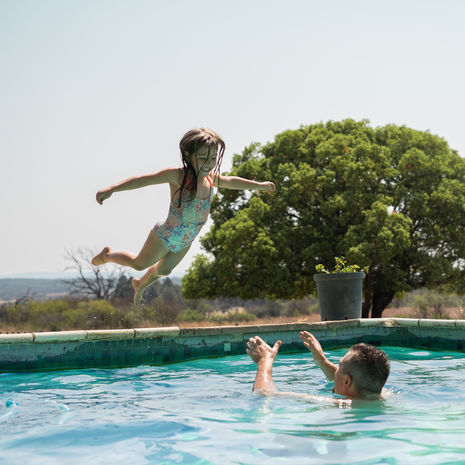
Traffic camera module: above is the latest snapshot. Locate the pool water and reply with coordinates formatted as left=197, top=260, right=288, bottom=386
left=1, top=346, right=465, bottom=465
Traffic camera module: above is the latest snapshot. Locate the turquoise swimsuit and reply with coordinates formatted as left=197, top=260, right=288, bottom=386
left=154, top=177, right=213, bottom=253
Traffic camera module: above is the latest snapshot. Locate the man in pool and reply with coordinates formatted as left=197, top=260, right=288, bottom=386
left=246, top=331, right=390, bottom=402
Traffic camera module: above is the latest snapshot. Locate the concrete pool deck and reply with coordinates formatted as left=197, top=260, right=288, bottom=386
left=1, top=318, right=465, bottom=372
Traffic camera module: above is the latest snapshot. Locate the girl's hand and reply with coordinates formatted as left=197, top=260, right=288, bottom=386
left=260, top=181, right=276, bottom=192
left=96, top=188, right=113, bottom=205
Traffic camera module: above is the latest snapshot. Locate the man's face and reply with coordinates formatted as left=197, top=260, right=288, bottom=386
left=332, top=352, right=352, bottom=396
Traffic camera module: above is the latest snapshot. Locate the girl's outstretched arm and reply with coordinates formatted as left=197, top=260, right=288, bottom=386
left=214, top=175, right=275, bottom=192
left=96, top=168, right=180, bottom=205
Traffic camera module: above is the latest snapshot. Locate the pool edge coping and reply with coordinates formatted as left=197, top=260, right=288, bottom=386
left=0, top=317, right=462, bottom=344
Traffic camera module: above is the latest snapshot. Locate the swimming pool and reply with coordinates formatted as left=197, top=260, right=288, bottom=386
left=1, top=346, right=465, bottom=465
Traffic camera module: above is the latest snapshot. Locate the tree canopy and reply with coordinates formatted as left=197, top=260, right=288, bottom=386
left=182, top=120, right=465, bottom=317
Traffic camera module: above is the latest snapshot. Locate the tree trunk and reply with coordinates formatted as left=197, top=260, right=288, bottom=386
left=362, top=275, right=373, bottom=318
left=371, top=290, right=395, bottom=318
left=362, top=301, right=371, bottom=318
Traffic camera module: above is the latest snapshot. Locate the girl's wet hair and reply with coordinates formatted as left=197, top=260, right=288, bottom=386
left=175, top=128, right=225, bottom=206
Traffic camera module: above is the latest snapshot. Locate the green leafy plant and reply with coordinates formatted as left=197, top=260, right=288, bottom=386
left=315, top=256, right=368, bottom=274
left=183, top=120, right=465, bottom=318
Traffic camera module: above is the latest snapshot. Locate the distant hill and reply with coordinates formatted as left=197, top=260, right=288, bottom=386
left=0, top=279, right=71, bottom=301
left=0, top=272, right=78, bottom=280
left=0, top=276, right=182, bottom=302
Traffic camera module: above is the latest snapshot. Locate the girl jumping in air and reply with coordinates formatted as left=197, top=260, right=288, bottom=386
left=92, top=128, right=276, bottom=304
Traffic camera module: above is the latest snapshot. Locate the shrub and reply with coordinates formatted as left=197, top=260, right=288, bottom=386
left=5, top=300, right=72, bottom=331
left=206, top=307, right=256, bottom=324
left=177, top=309, right=206, bottom=323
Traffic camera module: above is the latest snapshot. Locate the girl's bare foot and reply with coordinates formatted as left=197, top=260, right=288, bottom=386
left=132, top=278, right=145, bottom=305
left=132, top=273, right=161, bottom=305
left=91, top=247, right=111, bottom=266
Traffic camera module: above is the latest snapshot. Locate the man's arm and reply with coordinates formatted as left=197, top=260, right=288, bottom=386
left=246, top=336, right=282, bottom=394
left=300, top=331, right=337, bottom=381
left=214, top=175, right=275, bottom=192
left=246, top=334, right=350, bottom=405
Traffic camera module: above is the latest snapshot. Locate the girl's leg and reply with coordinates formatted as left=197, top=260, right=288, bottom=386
left=132, top=245, right=191, bottom=304
left=92, top=230, right=169, bottom=271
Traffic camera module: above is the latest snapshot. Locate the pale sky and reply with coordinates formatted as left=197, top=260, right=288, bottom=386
left=1, top=0, right=464, bottom=277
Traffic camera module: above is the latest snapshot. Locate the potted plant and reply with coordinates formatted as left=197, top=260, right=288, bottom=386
left=314, top=257, right=367, bottom=321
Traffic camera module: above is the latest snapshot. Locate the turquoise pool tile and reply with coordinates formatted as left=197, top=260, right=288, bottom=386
left=188, top=345, right=206, bottom=358
left=121, top=340, right=134, bottom=363
left=0, top=344, right=10, bottom=362
left=60, top=344, right=71, bottom=363
left=7, top=344, right=20, bottom=363
left=68, top=343, right=80, bottom=363
left=86, top=342, right=97, bottom=364
left=101, top=341, right=113, bottom=362
left=132, top=338, right=147, bottom=360
left=74, top=341, right=83, bottom=361
left=326, top=329, right=338, bottom=338
left=175, top=344, right=186, bottom=357
left=22, top=344, right=37, bottom=363
left=80, top=341, right=91, bottom=362
left=100, top=340, right=111, bottom=352
left=89, top=342, right=101, bottom=361
left=231, top=341, right=245, bottom=355
left=0, top=361, right=11, bottom=371
left=4, top=320, right=465, bottom=371
left=151, top=355, right=164, bottom=364
left=158, top=345, right=169, bottom=356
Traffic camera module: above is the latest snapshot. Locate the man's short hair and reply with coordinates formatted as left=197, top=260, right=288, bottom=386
left=341, top=343, right=390, bottom=399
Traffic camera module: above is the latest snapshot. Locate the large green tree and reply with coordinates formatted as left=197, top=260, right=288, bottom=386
left=183, top=120, right=465, bottom=317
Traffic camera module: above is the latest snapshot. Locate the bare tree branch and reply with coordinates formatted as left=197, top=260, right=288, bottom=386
left=62, top=247, right=133, bottom=301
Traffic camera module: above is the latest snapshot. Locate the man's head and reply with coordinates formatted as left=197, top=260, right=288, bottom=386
left=333, top=343, right=390, bottom=400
